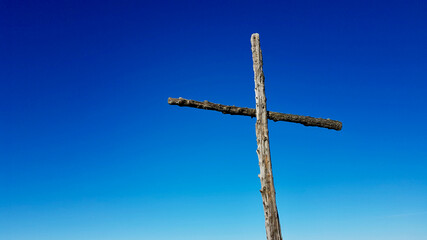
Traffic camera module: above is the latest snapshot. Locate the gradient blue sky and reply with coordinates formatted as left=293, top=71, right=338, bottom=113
left=1, top=1, right=426, bottom=239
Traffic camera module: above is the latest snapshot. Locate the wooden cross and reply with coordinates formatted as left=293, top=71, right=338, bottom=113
left=168, top=33, right=342, bottom=240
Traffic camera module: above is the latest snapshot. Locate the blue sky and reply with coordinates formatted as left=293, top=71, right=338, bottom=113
left=1, top=0, right=426, bottom=239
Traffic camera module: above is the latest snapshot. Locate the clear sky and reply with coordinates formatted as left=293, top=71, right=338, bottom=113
left=1, top=1, right=426, bottom=240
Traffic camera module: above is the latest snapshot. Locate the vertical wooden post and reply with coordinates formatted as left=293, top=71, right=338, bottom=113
left=251, top=33, right=283, bottom=240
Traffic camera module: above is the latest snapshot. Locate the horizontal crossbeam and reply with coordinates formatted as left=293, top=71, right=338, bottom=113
left=168, top=97, right=342, bottom=131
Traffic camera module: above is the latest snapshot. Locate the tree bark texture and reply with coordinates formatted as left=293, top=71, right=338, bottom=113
left=252, top=33, right=283, bottom=240
left=168, top=97, right=342, bottom=131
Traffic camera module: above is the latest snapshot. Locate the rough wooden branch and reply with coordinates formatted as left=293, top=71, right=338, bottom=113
left=252, top=33, right=283, bottom=240
left=168, top=97, right=342, bottom=131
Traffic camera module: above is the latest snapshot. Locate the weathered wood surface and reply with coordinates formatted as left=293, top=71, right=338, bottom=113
left=168, top=97, right=342, bottom=131
left=252, top=33, right=283, bottom=240
left=167, top=33, right=343, bottom=240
